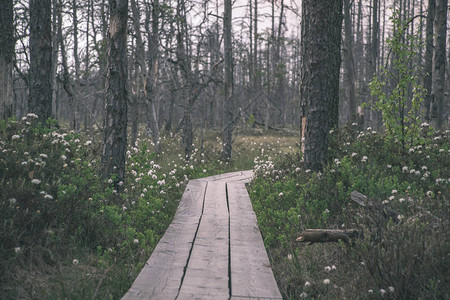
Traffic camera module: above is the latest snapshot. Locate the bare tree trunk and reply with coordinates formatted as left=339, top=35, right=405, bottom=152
left=51, top=0, right=60, bottom=120
left=102, top=0, right=129, bottom=189
left=29, top=0, right=53, bottom=124
left=424, top=0, right=435, bottom=122
left=0, top=0, right=14, bottom=119
left=302, top=0, right=343, bottom=171
left=432, top=0, right=447, bottom=129
left=146, top=0, right=161, bottom=153
left=222, top=0, right=233, bottom=161
left=344, top=0, right=356, bottom=123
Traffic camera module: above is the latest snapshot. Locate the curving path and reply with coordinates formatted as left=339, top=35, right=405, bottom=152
left=122, top=170, right=282, bottom=300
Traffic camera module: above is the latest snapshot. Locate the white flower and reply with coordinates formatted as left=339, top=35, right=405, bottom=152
left=426, top=190, right=433, bottom=197
left=361, top=156, right=368, bottom=162
left=40, top=154, right=48, bottom=159
left=387, top=164, right=392, bottom=169
left=203, top=169, right=207, bottom=173
left=12, top=135, right=20, bottom=140
left=14, top=247, right=21, bottom=253
left=31, top=179, right=41, bottom=185
left=324, top=209, right=329, bottom=213
left=368, top=289, right=373, bottom=294
left=279, top=192, right=284, bottom=197
left=331, top=265, right=337, bottom=270
left=391, top=189, right=398, bottom=194
left=300, top=292, right=307, bottom=298
left=304, top=281, right=311, bottom=287
left=44, top=194, right=53, bottom=200
left=399, top=198, right=405, bottom=203
left=323, top=279, right=330, bottom=285
left=380, top=289, right=386, bottom=295
left=325, top=266, right=331, bottom=272
left=352, top=152, right=358, bottom=157
left=84, top=140, right=92, bottom=146
left=389, top=196, right=395, bottom=201
left=27, top=113, right=38, bottom=119
left=402, top=166, right=408, bottom=173
left=108, top=179, right=113, bottom=184
left=60, top=155, right=67, bottom=160
left=133, top=239, right=139, bottom=244
left=73, top=259, right=79, bottom=265
left=388, top=286, right=395, bottom=293
left=287, top=254, right=293, bottom=260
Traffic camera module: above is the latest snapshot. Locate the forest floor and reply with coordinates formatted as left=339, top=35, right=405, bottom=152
left=1, top=117, right=448, bottom=299
left=0, top=117, right=297, bottom=299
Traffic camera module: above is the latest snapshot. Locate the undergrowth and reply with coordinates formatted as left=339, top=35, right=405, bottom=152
left=0, top=115, right=296, bottom=298
left=249, top=123, right=449, bottom=299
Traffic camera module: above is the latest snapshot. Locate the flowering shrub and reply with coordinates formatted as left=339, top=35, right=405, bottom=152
left=250, top=124, right=449, bottom=299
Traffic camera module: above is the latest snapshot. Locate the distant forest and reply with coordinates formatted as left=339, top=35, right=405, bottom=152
left=1, top=1, right=448, bottom=154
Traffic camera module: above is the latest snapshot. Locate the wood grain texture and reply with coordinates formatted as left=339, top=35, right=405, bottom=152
left=122, top=180, right=207, bottom=300
left=178, top=182, right=229, bottom=298
left=204, top=170, right=253, bottom=183
left=123, top=171, right=281, bottom=300
left=228, top=182, right=282, bottom=299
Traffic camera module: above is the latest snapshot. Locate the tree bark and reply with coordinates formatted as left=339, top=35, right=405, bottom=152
left=296, top=229, right=358, bottom=243
left=424, top=0, right=435, bottom=122
left=102, top=0, right=129, bottom=189
left=222, top=0, right=233, bottom=161
left=432, top=0, right=447, bottom=129
left=29, top=0, right=53, bottom=124
left=0, top=0, right=14, bottom=119
left=344, top=0, right=356, bottom=123
left=302, top=0, right=343, bottom=171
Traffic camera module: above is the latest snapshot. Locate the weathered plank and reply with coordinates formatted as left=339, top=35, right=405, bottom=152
left=178, top=181, right=229, bottom=298
left=227, top=182, right=282, bottom=300
left=122, top=180, right=207, bottom=300
left=123, top=171, right=281, bottom=300
left=205, top=170, right=253, bottom=183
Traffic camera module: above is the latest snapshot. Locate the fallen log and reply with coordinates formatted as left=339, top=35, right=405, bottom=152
left=296, top=229, right=358, bottom=243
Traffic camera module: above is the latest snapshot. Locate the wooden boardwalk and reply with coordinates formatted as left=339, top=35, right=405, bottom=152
left=122, top=170, right=282, bottom=300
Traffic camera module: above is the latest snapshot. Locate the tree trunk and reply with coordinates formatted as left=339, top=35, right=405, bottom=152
left=222, top=0, right=233, bottom=161
left=29, top=0, right=52, bottom=124
left=302, top=0, right=343, bottom=172
left=424, top=0, right=435, bottom=122
left=102, top=0, right=129, bottom=189
left=0, top=0, right=14, bottom=119
left=344, top=0, right=356, bottom=123
left=146, top=0, right=161, bottom=153
left=432, top=0, right=447, bottom=129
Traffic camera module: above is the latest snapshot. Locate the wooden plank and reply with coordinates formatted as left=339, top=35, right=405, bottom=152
left=227, top=182, right=282, bottom=299
left=178, top=182, right=230, bottom=298
left=205, top=170, right=253, bottom=183
left=230, top=296, right=283, bottom=300
left=122, top=180, right=207, bottom=300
